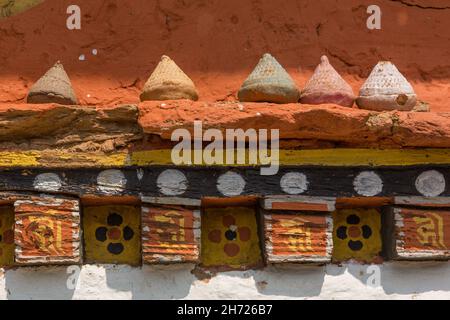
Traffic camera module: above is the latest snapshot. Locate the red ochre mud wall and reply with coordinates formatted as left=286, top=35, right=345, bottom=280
left=0, top=0, right=448, bottom=109
left=0, top=0, right=449, bottom=153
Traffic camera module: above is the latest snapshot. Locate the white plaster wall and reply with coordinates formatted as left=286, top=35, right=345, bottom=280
left=1, top=262, right=450, bottom=299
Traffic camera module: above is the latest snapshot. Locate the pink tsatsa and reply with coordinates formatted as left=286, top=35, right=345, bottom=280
left=300, top=55, right=355, bottom=107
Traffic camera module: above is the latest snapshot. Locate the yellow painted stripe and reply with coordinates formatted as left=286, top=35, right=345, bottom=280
left=0, top=151, right=40, bottom=167
left=129, top=149, right=450, bottom=166
left=1, top=149, right=450, bottom=168
left=278, top=149, right=450, bottom=166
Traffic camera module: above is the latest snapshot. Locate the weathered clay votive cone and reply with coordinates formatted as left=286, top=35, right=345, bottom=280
left=357, top=61, right=417, bottom=111
left=140, top=55, right=199, bottom=101
left=238, top=53, right=300, bottom=104
left=300, top=55, right=355, bottom=107
left=27, top=61, right=78, bottom=105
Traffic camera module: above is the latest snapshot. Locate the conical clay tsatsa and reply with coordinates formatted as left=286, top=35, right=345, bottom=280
left=140, top=55, right=199, bottom=102
left=300, top=55, right=355, bottom=107
left=356, top=61, right=417, bottom=111
left=27, top=61, right=78, bottom=105
left=238, top=53, right=300, bottom=104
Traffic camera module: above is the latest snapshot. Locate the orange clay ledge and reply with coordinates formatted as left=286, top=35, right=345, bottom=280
left=139, top=100, right=450, bottom=149
left=1, top=101, right=450, bottom=155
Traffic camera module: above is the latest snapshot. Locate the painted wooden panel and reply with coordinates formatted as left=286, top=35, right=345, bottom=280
left=0, top=206, right=14, bottom=266
left=391, top=207, right=450, bottom=260
left=2, top=167, right=450, bottom=199
left=263, top=196, right=336, bottom=212
left=394, top=197, right=450, bottom=208
left=142, top=205, right=200, bottom=264
left=264, top=212, right=332, bottom=263
left=332, top=208, right=382, bottom=263
left=83, top=205, right=141, bottom=265
left=201, top=207, right=262, bottom=269
left=14, top=197, right=80, bottom=265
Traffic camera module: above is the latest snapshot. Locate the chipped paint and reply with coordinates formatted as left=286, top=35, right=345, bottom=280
left=264, top=211, right=332, bottom=263
left=201, top=207, right=262, bottom=269
left=0, top=206, right=14, bottom=267
left=83, top=205, right=141, bottom=265
left=332, top=208, right=382, bottom=263
left=142, top=205, right=201, bottom=264
left=262, top=196, right=336, bottom=212
left=4, top=149, right=450, bottom=168
left=393, top=207, right=450, bottom=260
left=14, top=196, right=80, bottom=265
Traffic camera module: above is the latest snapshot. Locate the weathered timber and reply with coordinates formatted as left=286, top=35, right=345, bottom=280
left=385, top=207, right=450, bottom=260
left=14, top=195, right=81, bottom=265
left=0, top=166, right=449, bottom=199
left=142, top=205, right=201, bottom=264
left=263, top=211, right=332, bottom=263
left=394, top=197, right=450, bottom=208
left=262, top=196, right=336, bottom=211
left=0, top=206, right=15, bottom=266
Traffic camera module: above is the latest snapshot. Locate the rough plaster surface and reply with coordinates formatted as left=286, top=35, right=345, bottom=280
left=2, top=262, right=450, bottom=300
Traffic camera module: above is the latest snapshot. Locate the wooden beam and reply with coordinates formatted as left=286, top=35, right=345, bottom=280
left=0, top=166, right=449, bottom=199
left=262, top=196, right=336, bottom=212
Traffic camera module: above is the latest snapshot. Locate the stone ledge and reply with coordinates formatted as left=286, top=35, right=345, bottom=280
left=0, top=103, right=142, bottom=152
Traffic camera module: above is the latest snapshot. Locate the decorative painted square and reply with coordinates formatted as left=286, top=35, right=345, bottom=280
left=142, top=205, right=200, bottom=264
left=391, top=207, right=450, bottom=260
left=201, top=207, right=262, bottom=269
left=14, top=197, right=80, bottom=265
left=84, top=205, right=141, bottom=265
left=332, top=208, right=382, bottom=263
left=264, top=212, right=332, bottom=263
left=0, top=206, right=14, bottom=266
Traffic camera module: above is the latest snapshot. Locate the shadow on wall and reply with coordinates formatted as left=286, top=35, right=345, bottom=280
left=379, top=261, right=450, bottom=295
left=326, top=261, right=450, bottom=296
left=4, top=266, right=77, bottom=300
left=3, top=262, right=450, bottom=299
left=104, top=264, right=194, bottom=300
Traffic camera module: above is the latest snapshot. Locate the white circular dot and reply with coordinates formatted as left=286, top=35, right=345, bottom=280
left=157, top=169, right=188, bottom=196
left=415, top=170, right=446, bottom=197
left=217, top=171, right=246, bottom=197
left=33, top=173, right=62, bottom=192
left=280, top=172, right=308, bottom=195
left=353, top=171, right=383, bottom=196
left=97, top=170, right=127, bottom=194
